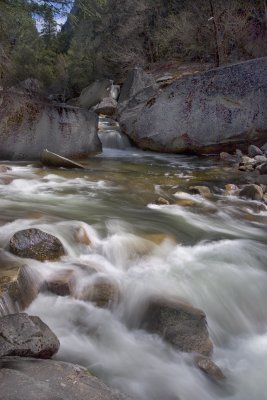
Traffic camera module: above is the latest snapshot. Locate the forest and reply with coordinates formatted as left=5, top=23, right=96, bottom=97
left=1, top=0, right=266, bottom=98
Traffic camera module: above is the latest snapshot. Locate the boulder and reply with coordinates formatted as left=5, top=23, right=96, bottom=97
left=0, top=165, right=11, bottom=173
left=248, top=144, right=263, bottom=157
left=80, top=276, right=120, bottom=308
left=254, top=155, right=267, bottom=163
left=0, top=91, right=101, bottom=160
left=118, top=58, right=267, bottom=154
left=257, top=162, right=267, bottom=175
left=239, top=184, right=263, bottom=200
left=46, top=269, right=76, bottom=297
left=140, top=297, right=213, bottom=356
left=9, top=228, right=65, bottom=261
left=261, top=142, right=267, bottom=154
left=94, top=97, right=117, bottom=116
left=41, top=149, right=85, bottom=169
left=189, top=186, right=212, bottom=198
left=0, top=250, right=42, bottom=316
left=219, top=152, right=237, bottom=163
left=0, top=357, right=131, bottom=400
left=0, top=313, right=59, bottom=358
left=195, top=356, right=225, bottom=381
left=78, top=79, right=113, bottom=109
left=118, top=67, right=157, bottom=104
left=224, top=184, right=238, bottom=195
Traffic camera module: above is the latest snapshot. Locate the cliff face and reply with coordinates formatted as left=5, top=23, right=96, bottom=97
left=0, top=91, right=101, bottom=160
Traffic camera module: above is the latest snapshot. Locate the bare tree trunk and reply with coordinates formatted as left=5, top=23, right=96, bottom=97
left=208, top=0, right=220, bottom=67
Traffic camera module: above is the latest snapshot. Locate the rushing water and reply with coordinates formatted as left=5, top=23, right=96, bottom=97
left=0, top=122, right=267, bottom=400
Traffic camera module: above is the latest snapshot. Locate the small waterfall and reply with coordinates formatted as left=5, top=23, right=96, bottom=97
left=98, top=116, right=132, bottom=149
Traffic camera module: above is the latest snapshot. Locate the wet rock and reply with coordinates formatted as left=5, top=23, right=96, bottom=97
left=9, top=228, right=65, bottom=261
left=41, top=149, right=86, bottom=169
left=0, top=250, right=42, bottom=316
left=46, top=269, right=76, bottom=297
left=195, top=356, right=225, bottom=381
left=257, top=162, right=267, bottom=175
left=118, top=58, right=267, bottom=154
left=0, top=313, right=59, bottom=358
left=141, top=297, right=213, bottom=356
left=220, top=152, right=237, bottom=163
left=156, top=197, right=170, bottom=205
left=248, top=145, right=263, bottom=157
left=189, top=186, right=212, bottom=198
left=143, top=233, right=176, bottom=245
left=239, top=184, right=263, bottom=201
left=74, top=226, right=91, bottom=245
left=254, top=155, right=267, bottom=163
left=81, top=276, right=120, bottom=308
left=0, top=92, right=101, bottom=160
left=0, top=357, right=131, bottom=400
left=0, top=165, right=11, bottom=173
left=78, top=79, right=113, bottom=109
left=118, top=67, right=157, bottom=105
left=94, top=97, right=117, bottom=116
left=224, top=184, right=238, bottom=195
left=156, top=74, right=174, bottom=83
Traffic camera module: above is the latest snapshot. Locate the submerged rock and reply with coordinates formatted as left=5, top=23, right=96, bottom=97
left=0, top=165, right=12, bottom=173
left=189, top=186, right=212, bottom=198
left=46, top=269, right=76, bottom=297
left=195, top=356, right=225, bottom=381
left=0, top=313, right=59, bottom=358
left=239, top=184, right=263, bottom=201
left=141, top=297, right=213, bottom=356
left=0, top=250, right=41, bottom=316
left=118, top=58, right=267, bottom=154
left=0, top=92, right=101, bottom=160
left=0, top=357, right=131, bottom=400
left=80, top=276, right=120, bottom=308
left=41, top=149, right=86, bottom=169
left=9, top=228, right=65, bottom=261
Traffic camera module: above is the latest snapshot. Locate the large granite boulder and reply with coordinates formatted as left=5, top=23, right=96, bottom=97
left=0, top=313, right=59, bottom=358
left=0, top=91, right=101, bottom=160
left=78, top=79, right=113, bottom=109
left=140, top=297, right=213, bottom=356
left=118, top=58, right=267, bottom=154
left=0, top=357, right=131, bottom=400
left=118, top=67, right=157, bottom=105
left=9, top=228, right=65, bottom=261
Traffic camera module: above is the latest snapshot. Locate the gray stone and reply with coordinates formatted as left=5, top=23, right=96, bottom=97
left=257, top=162, right=267, bottom=175
left=0, top=357, right=131, bottom=400
left=248, top=144, right=263, bottom=157
left=78, top=79, right=113, bottom=109
left=118, top=58, right=267, bottom=154
left=9, top=228, right=65, bottom=261
left=220, top=152, right=237, bottom=162
left=41, top=149, right=86, bottom=169
left=261, top=142, right=267, bottom=153
left=140, top=297, right=213, bottom=356
left=0, top=313, right=59, bottom=358
left=240, top=156, right=255, bottom=165
left=239, top=184, right=263, bottom=200
left=118, top=67, right=157, bottom=104
left=46, top=270, right=76, bottom=297
left=0, top=165, right=11, bottom=173
left=0, top=92, right=101, bottom=161
left=111, top=84, right=120, bottom=100
left=254, top=155, right=267, bottom=163
left=94, top=97, right=117, bottom=116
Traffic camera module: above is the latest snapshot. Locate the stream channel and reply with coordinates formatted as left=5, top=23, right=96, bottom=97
left=0, top=118, right=267, bottom=400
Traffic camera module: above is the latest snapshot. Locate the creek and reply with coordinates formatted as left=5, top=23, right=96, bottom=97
left=0, top=118, right=267, bottom=400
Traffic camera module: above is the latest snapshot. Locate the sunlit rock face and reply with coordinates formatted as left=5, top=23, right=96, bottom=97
left=118, top=57, right=267, bottom=154
left=0, top=92, right=101, bottom=160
